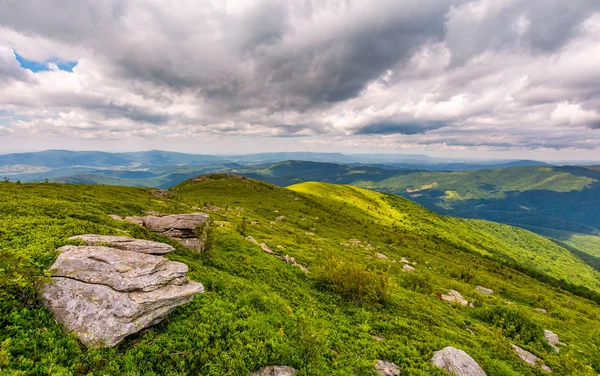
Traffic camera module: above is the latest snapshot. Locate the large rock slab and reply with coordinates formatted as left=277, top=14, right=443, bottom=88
left=69, top=234, right=175, bottom=254
left=249, top=366, right=296, bottom=376
left=43, top=238, right=203, bottom=348
left=512, top=345, right=551, bottom=372
left=125, top=213, right=210, bottom=251
left=431, top=346, right=487, bottom=376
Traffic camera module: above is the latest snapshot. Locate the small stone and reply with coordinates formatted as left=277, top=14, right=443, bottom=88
left=440, top=290, right=469, bottom=306
left=476, top=286, right=494, bottom=295
left=108, top=214, right=122, bottom=221
left=260, top=243, right=274, bottom=254
left=534, top=308, right=548, bottom=314
left=544, top=330, right=563, bottom=352
left=276, top=216, right=286, bottom=221
left=376, top=253, right=388, bottom=260
left=249, top=365, right=296, bottom=376
left=400, top=257, right=410, bottom=264
left=402, top=264, right=415, bottom=272
left=246, top=236, right=259, bottom=245
left=512, top=344, right=551, bottom=372
left=431, top=347, right=487, bottom=376
left=374, top=360, right=401, bottom=376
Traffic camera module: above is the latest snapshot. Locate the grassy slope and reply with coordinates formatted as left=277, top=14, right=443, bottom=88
left=356, top=166, right=597, bottom=199
left=0, top=178, right=599, bottom=375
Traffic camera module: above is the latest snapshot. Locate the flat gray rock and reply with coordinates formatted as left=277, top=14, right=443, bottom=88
left=375, top=360, right=401, bottom=376
left=249, top=366, right=296, bottom=376
left=53, top=245, right=188, bottom=292
left=43, top=237, right=203, bottom=348
left=431, top=347, right=487, bottom=376
left=69, top=234, right=175, bottom=254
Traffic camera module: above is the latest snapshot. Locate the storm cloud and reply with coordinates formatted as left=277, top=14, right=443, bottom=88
left=0, top=0, right=599, bottom=158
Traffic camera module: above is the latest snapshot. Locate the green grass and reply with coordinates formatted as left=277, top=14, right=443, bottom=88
left=1, top=177, right=600, bottom=375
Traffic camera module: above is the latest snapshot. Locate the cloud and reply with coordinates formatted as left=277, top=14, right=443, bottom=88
left=0, top=0, right=599, bottom=158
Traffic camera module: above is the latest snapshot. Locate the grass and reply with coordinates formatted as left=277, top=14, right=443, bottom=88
left=1, top=177, right=600, bottom=375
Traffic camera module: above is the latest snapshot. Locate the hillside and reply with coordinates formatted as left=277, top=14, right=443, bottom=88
left=2, top=177, right=600, bottom=375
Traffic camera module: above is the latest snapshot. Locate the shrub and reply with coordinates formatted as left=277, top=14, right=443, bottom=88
left=314, top=256, right=389, bottom=306
left=478, top=306, right=543, bottom=344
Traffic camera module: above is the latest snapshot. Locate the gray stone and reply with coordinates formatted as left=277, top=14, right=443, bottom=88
left=246, top=236, right=259, bottom=245
left=375, top=360, right=401, bottom=376
left=108, top=214, right=122, bottom=221
left=512, top=344, right=551, bottom=372
left=260, top=243, right=274, bottom=254
left=534, top=308, right=548, bottom=314
left=249, top=366, right=296, bottom=376
left=476, top=286, right=494, bottom=295
left=376, top=253, right=388, bottom=260
left=42, top=239, right=203, bottom=348
left=431, top=347, right=487, bottom=376
left=441, top=290, right=469, bottom=306
left=69, top=234, right=174, bottom=254
left=544, top=330, right=563, bottom=353
left=125, top=213, right=210, bottom=251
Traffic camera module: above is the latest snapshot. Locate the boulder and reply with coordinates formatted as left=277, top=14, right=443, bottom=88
left=375, top=360, right=401, bottom=376
left=511, top=345, right=551, bottom=372
left=249, top=366, right=296, bottom=376
left=69, top=234, right=174, bottom=254
left=441, top=290, right=469, bottom=306
left=42, top=238, right=203, bottom=348
left=125, top=213, right=209, bottom=251
left=403, top=264, right=415, bottom=272
left=431, top=347, right=487, bottom=376
left=476, top=286, right=494, bottom=295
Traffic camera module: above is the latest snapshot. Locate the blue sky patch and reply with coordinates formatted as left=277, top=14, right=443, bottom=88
left=14, top=51, right=77, bottom=72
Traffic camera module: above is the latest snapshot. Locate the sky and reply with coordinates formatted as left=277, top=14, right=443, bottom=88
left=1, top=0, right=600, bottom=161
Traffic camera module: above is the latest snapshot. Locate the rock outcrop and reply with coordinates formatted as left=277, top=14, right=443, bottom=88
left=476, top=286, right=493, bottom=295
left=42, top=236, right=203, bottom=348
left=125, top=213, right=209, bottom=251
left=512, top=345, right=551, bottom=372
left=249, top=366, right=296, bottom=376
left=375, top=360, right=401, bottom=376
left=431, top=347, right=487, bottom=376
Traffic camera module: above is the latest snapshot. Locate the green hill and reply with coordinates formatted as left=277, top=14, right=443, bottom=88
left=1, top=177, right=600, bottom=375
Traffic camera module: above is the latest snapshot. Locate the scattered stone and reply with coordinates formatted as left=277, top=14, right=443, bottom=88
left=249, top=366, right=296, bottom=376
left=374, top=360, right=401, bottom=376
left=506, top=301, right=515, bottom=305
left=340, top=243, right=351, bottom=247
left=403, top=264, right=415, bottom=272
left=512, top=345, right=552, bottom=372
left=251, top=221, right=259, bottom=225
left=246, top=236, right=259, bottom=245
left=276, top=216, right=286, bottom=221
left=270, top=221, right=276, bottom=225
left=400, top=257, right=410, bottom=264
left=431, top=347, right=487, bottom=376
left=125, top=213, right=210, bottom=251
left=349, top=239, right=361, bottom=244
left=440, top=290, right=469, bottom=306
left=371, top=335, right=384, bottom=341
left=534, top=308, right=548, bottom=314
left=305, top=232, right=315, bottom=236
left=273, top=210, right=279, bottom=213
left=203, top=204, right=221, bottom=211
left=69, top=234, right=175, bottom=254
left=469, top=302, right=476, bottom=308
left=260, top=243, right=274, bottom=254
left=544, top=330, right=564, bottom=352
left=42, top=238, right=203, bottom=348
left=150, top=189, right=172, bottom=198
left=277, top=245, right=284, bottom=249
left=108, top=214, right=122, bottom=221
left=476, top=286, right=494, bottom=295
left=376, top=253, right=388, bottom=260
left=297, top=264, right=310, bottom=273
left=284, top=255, right=297, bottom=266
